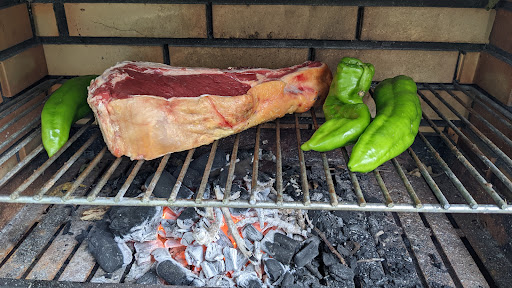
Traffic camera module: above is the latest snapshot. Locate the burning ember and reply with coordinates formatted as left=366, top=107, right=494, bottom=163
left=142, top=203, right=309, bottom=287
left=86, top=149, right=330, bottom=286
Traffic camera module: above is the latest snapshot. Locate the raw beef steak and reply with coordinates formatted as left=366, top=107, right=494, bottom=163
left=88, top=61, right=332, bottom=160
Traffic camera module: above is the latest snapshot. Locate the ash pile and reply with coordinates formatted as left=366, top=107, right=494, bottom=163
left=83, top=146, right=421, bottom=287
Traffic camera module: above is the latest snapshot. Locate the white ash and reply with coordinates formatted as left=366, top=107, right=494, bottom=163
left=192, top=208, right=223, bottom=246
left=185, top=245, right=204, bottom=267
left=117, top=241, right=134, bottom=267
left=134, top=240, right=163, bottom=265
left=124, top=261, right=154, bottom=283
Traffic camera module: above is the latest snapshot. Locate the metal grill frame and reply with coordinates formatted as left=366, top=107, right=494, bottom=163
left=0, top=79, right=511, bottom=213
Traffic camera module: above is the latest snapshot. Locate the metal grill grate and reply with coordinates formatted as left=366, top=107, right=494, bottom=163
left=0, top=79, right=511, bottom=213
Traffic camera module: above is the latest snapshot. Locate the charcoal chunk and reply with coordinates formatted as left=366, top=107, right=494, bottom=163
left=87, top=221, right=124, bottom=273
left=294, top=237, right=320, bottom=267
left=281, top=271, right=294, bottom=286
left=189, top=150, right=227, bottom=178
left=329, top=263, right=354, bottom=281
left=242, top=224, right=263, bottom=242
left=146, top=171, right=194, bottom=199
left=270, top=233, right=301, bottom=265
left=172, top=167, right=202, bottom=189
left=264, top=258, right=285, bottom=282
left=108, top=206, right=161, bottom=241
left=177, top=207, right=200, bottom=228
left=136, top=270, right=160, bottom=285
left=156, top=260, right=193, bottom=286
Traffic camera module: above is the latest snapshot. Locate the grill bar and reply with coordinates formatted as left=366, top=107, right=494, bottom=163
left=418, top=90, right=512, bottom=195
left=373, top=170, right=394, bottom=207
left=0, top=127, right=40, bottom=169
left=295, top=114, right=311, bottom=206
left=34, top=133, right=99, bottom=200
left=115, top=159, right=144, bottom=202
left=391, top=158, right=423, bottom=208
left=250, top=125, right=261, bottom=205
left=195, top=140, right=219, bottom=203
left=63, top=146, right=107, bottom=201
left=422, top=111, right=507, bottom=209
left=86, top=157, right=122, bottom=202
left=453, top=82, right=512, bottom=122
left=310, top=110, right=338, bottom=206
left=275, top=119, right=284, bottom=206
left=0, top=78, right=59, bottom=120
left=425, top=84, right=512, bottom=167
left=169, top=148, right=195, bottom=203
left=407, top=147, right=450, bottom=209
left=439, top=83, right=512, bottom=143
left=341, top=147, right=367, bottom=207
left=9, top=119, right=94, bottom=200
left=0, top=79, right=510, bottom=213
left=417, top=132, right=478, bottom=208
left=143, top=154, right=170, bottom=202
left=223, top=134, right=240, bottom=204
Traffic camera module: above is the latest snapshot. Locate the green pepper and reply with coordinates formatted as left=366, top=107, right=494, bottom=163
left=301, top=57, right=375, bottom=152
left=348, top=75, right=422, bottom=173
left=41, top=75, right=98, bottom=157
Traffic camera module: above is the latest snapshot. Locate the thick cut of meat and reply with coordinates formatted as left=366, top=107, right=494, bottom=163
left=88, top=61, right=332, bottom=160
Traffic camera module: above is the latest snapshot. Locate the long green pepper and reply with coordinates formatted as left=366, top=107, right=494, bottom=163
left=41, top=75, right=97, bottom=157
left=348, top=75, right=422, bottom=173
left=301, top=57, right=375, bottom=152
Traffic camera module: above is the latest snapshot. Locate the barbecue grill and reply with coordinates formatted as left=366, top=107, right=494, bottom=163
left=0, top=0, right=511, bottom=287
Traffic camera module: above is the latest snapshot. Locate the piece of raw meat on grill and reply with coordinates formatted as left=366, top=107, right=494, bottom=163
left=88, top=61, right=332, bottom=160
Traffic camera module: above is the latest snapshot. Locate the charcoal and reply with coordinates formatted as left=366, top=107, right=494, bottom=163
left=87, top=221, right=124, bottom=273
left=156, top=260, right=194, bottom=286
left=146, top=171, right=194, bottom=199
left=294, top=236, right=320, bottom=267
left=263, top=258, right=285, bottom=282
left=269, top=233, right=301, bottom=265
left=205, top=242, right=224, bottom=262
left=185, top=245, right=204, bottom=267
left=242, top=224, right=263, bottom=242
left=136, top=270, right=160, bottom=285
left=322, top=252, right=338, bottom=266
left=236, top=249, right=249, bottom=269
left=108, top=206, right=162, bottom=242
left=177, top=207, right=200, bottom=229
left=230, top=183, right=251, bottom=215
left=153, top=248, right=204, bottom=286
left=189, top=150, right=227, bottom=178
left=224, top=247, right=238, bottom=271
left=173, top=167, right=202, bottom=189
left=160, top=219, right=182, bottom=239
left=329, top=263, right=354, bottom=281
left=281, top=272, right=294, bottom=287
left=236, top=271, right=263, bottom=288
left=201, top=260, right=224, bottom=278
left=217, top=230, right=235, bottom=248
